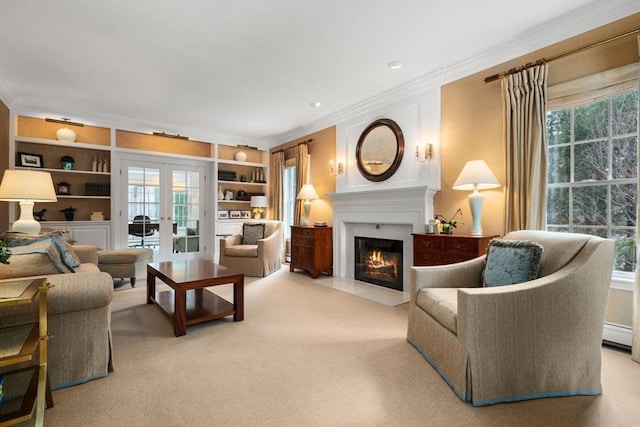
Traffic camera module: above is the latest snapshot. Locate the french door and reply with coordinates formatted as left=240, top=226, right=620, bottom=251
left=120, top=156, right=207, bottom=262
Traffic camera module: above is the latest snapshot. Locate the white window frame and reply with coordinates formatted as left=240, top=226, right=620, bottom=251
left=546, top=64, right=638, bottom=282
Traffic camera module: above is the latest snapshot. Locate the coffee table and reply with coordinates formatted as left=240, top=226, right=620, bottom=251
left=146, top=259, right=244, bottom=336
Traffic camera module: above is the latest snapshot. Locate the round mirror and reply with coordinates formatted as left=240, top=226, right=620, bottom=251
left=355, top=118, right=404, bottom=182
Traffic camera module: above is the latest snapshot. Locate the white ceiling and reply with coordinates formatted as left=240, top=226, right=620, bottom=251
left=0, top=1, right=637, bottom=146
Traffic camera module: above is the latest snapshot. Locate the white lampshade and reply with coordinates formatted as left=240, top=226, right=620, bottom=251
left=296, top=184, right=319, bottom=201
left=250, top=196, right=268, bottom=207
left=452, top=160, right=500, bottom=237
left=0, top=169, right=58, bottom=235
left=452, top=160, right=500, bottom=190
left=0, top=169, right=58, bottom=202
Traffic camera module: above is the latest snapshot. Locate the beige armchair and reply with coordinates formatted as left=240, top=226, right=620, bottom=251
left=219, top=220, right=283, bottom=277
left=407, top=230, right=615, bottom=406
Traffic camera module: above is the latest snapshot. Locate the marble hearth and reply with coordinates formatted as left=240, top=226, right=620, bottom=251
left=328, top=186, right=437, bottom=293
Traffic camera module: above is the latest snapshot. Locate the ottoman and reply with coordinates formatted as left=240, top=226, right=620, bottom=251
left=98, top=248, right=153, bottom=287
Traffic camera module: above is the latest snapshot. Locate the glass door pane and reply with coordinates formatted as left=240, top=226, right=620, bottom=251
left=172, top=169, right=201, bottom=254
left=127, top=166, right=161, bottom=252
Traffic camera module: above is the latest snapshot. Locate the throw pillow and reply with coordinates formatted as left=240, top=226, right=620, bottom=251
left=242, top=223, right=266, bottom=245
left=483, top=239, right=544, bottom=287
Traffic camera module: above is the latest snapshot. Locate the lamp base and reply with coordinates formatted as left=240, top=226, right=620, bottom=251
left=12, top=201, right=42, bottom=235
left=468, top=189, right=484, bottom=236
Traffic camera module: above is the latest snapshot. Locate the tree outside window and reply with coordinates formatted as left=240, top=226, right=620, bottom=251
left=546, top=91, right=638, bottom=273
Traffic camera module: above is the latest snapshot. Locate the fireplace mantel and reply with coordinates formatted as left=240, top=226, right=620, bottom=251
left=328, top=186, right=437, bottom=292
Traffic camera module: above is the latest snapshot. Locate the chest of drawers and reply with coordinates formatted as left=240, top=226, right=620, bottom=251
left=290, top=226, right=333, bottom=278
left=412, top=233, right=497, bottom=266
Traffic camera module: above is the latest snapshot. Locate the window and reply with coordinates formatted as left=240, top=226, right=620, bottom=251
left=283, top=164, right=297, bottom=242
left=546, top=90, right=638, bottom=274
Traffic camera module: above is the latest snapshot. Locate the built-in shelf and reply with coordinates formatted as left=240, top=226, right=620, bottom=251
left=14, top=135, right=111, bottom=151
left=15, top=166, right=111, bottom=176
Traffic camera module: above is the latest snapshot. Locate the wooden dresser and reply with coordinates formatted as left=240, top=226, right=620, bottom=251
left=290, top=226, right=333, bottom=278
left=412, top=233, right=498, bottom=266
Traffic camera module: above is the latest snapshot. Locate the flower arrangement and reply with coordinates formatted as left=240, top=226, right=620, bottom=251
left=60, top=155, right=74, bottom=163
left=60, top=206, right=77, bottom=213
left=0, top=241, right=12, bottom=264
left=435, top=209, right=463, bottom=234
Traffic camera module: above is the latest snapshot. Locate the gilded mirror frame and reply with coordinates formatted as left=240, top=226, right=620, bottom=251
left=355, top=118, right=404, bottom=182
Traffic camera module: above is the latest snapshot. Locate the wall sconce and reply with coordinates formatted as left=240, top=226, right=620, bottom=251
left=415, top=143, right=434, bottom=162
left=330, top=160, right=344, bottom=176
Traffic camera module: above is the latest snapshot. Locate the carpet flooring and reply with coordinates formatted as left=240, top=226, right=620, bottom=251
left=44, top=267, right=640, bottom=426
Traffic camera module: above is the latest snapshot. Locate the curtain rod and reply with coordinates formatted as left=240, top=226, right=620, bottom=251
left=484, top=28, right=640, bottom=83
left=271, top=138, right=314, bottom=154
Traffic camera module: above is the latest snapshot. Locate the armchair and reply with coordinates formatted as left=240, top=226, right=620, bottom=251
left=407, top=230, right=615, bottom=406
left=219, top=220, right=282, bottom=277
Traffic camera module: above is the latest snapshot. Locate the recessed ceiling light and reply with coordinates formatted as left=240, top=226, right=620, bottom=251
left=310, top=101, right=322, bottom=108
left=388, top=61, right=404, bottom=69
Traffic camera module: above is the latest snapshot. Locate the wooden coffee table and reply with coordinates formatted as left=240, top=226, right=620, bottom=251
left=146, top=259, right=244, bottom=336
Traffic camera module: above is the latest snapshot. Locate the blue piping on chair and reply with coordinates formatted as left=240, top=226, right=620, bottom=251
left=472, top=389, right=602, bottom=407
left=51, top=371, right=108, bottom=391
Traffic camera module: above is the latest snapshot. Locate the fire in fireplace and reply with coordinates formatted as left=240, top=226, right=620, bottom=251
left=354, top=236, right=403, bottom=291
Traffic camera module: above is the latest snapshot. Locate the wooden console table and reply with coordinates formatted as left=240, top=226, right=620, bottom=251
left=412, top=233, right=498, bottom=266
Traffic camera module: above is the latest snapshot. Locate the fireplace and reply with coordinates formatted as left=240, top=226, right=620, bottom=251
left=354, top=236, right=403, bottom=291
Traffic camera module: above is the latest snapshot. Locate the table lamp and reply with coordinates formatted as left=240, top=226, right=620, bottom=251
left=452, top=160, right=500, bottom=236
left=250, top=195, right=268, bottom=219
left=296, top=184, right=319, bottom=226
left=0, top=169, right=58, bottom=235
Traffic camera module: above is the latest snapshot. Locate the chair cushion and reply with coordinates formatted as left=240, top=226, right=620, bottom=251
left=417, top=288, right=459, bottom=334
left=225, top=245, right=258, bottom=257
left=483, top=238, right=543, bottom=287
left=242, top=223, right=265, bottom=245
left=98, top=248, right=153, bottom=264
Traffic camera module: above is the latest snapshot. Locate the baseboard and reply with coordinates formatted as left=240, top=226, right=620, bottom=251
left=602, top=322, right=632, bottom=347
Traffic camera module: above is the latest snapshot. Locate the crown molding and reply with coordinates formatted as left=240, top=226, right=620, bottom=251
left=268, top=1, right=640, bottom=146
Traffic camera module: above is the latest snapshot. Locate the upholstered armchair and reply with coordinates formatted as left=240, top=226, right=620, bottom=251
left=219, top=220, right=283, bottom=277
left=407, top=230, right=615, bottom=406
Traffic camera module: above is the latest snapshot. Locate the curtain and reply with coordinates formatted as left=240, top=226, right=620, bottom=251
left=502, top=63, right=549, bottom=233
left=294, top=143, right=309, bottom=226
left=271, top=151, right=285, bottom=221
left=633, top=35, right=639, bottom=364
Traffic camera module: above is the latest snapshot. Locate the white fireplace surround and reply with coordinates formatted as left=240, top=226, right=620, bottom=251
left=328, top=186, right=438, bottom=292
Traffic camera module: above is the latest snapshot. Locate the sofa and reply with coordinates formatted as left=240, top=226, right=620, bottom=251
left=0, top=237, right=114, bottom=390
left=407, top=230, right=615, bottom=406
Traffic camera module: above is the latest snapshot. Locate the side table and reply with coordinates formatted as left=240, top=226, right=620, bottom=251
left=290, top=226, right=333, bottom=278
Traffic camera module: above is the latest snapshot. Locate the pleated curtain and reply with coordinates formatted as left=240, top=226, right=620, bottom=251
left=502, top=63, right=549, bottom=233
left=271, top=151, right=285, bottom=221
left=294, top=143, right=309, bottom=226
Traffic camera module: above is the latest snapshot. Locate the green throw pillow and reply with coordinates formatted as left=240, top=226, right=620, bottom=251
left=483, top=239, right=544, bottom=287
left=242, top=223, right=266, bottom=245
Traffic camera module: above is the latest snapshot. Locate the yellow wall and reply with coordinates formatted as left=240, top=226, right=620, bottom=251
left=0, top=99, right=8, bottom=231
left=439, top=14, right=640, bottom=236
left=270, top=126, right=336, bottom=225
